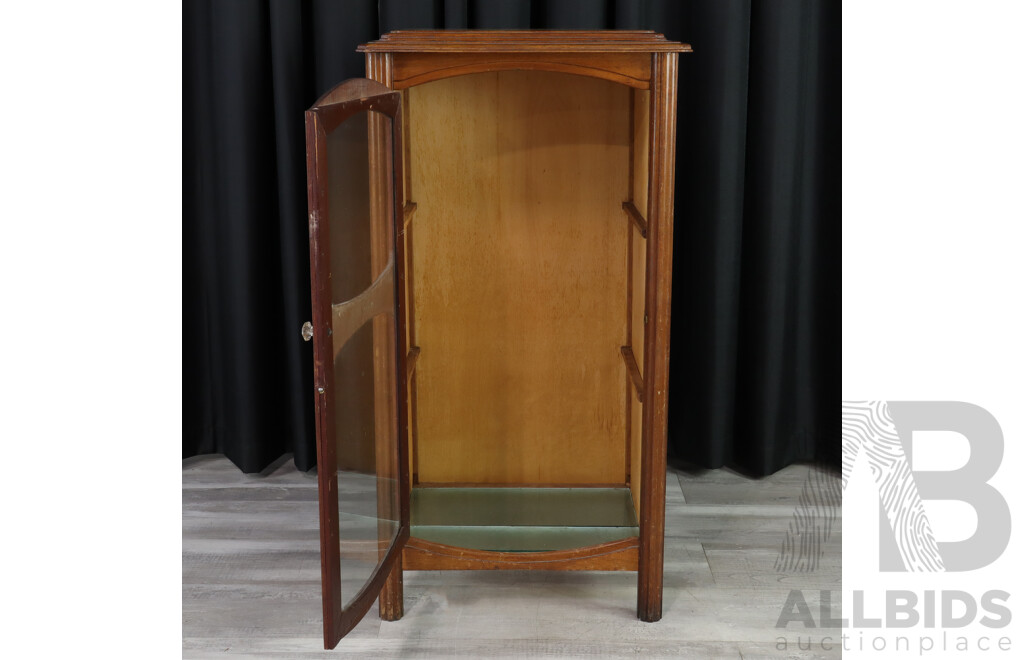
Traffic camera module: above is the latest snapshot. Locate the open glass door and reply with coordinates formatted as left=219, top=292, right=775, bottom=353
left=304, top=79, right=409, bottom=649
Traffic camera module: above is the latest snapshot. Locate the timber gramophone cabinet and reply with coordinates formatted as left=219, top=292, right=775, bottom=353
left=303, top=30, right=691, bottom=648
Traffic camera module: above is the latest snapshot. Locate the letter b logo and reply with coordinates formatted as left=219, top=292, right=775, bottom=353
left=843, top=401, right=1010, bottom=572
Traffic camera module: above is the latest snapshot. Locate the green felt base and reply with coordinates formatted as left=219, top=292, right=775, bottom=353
left=410, top=487, right=639, bottom=552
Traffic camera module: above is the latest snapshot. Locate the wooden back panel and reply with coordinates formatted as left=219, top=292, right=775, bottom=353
left=408, top=71, right=630, bottom=485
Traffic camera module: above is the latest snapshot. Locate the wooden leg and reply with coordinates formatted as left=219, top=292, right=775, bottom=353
left=637, top=435, right=666, bottom=622
left=378, top=554, right=404, bottom=621
left=637, top=51, right=677, bottom=625
left=637, top=523, right=664, bottom=622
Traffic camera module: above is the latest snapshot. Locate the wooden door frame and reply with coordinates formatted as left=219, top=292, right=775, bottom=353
left=305, top=78, right=411, bottom=648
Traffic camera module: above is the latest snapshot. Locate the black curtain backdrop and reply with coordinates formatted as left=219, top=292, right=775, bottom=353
left=183, top=0, right=839, bottom=476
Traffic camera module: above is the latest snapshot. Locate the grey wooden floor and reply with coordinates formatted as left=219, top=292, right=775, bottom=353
left=183, top=456, right=841, bottom=659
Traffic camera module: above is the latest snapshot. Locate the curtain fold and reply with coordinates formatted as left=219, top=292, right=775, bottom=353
left=183, top=0, right=839, bottom=475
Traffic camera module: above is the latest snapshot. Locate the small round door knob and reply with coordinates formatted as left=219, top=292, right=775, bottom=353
left=301, top=322, right=314, bottom=341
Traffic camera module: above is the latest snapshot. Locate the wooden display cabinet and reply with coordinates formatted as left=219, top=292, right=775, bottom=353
left=303, top=30, right=691, bottom=648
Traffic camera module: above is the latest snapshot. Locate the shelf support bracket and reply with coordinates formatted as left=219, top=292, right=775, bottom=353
left=620, top=346, right=644, bottom=403
left=403, top=201, right=417, bottom=228
left=622, top=201, right=648, bottom=239
left=406, top=346, right=421, bottom=381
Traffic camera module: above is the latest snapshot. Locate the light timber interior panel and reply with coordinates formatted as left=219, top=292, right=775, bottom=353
left=629, top=395, right=643, bottom=517
left=628, top=89, right=650, bottom=515
left=632, top=89, right=650, bottom=218
left=628, top=222, right=646, bottom=512
left=409, top=71, right=631, bottom=484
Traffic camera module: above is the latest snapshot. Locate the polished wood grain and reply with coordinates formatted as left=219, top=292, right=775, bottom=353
left=363, top=31, right=689, bottom=92
left=364, top=51, right=409, bottom=626
left=311, top=78, right=398, bottom=124
left=408, top=70, right=630, bottom=486
left=403, top=537, right=639, bottom=571
left=377, top=558, right=404, bottom=623
left=637, top=53, right=679, bottom=624
left=389, top=52, right=653, bottom=90
left=367, top=57, right=408, bottom=627
left=304, top=108, right=339, bottom=650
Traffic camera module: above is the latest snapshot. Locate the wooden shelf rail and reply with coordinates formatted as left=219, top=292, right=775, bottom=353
left=620, top=346, right=644, bottom=403
left=403, top=201, right=418, bottom=228
left=406, top=346, right=421, bottom=381
left=621, top=201, right=647, bottom=238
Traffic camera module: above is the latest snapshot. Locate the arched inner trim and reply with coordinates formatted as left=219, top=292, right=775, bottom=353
left=393, top=59, right=650, bottom=90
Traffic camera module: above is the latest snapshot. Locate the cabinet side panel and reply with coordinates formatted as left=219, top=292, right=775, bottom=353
left=410, top=71, right=630, bottom=485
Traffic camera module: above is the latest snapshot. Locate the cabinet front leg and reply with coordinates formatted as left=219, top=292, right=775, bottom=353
left=637, top=540, right=664, bottom=622
left=379, top=555, right=404, bottom=621
left=636, top=50, right=676, bottom=625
